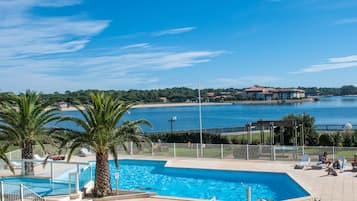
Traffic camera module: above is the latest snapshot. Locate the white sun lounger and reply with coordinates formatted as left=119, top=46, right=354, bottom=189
left=78, top=148, right=92, bottom=157
left=295, top=154, right=310, bottom=169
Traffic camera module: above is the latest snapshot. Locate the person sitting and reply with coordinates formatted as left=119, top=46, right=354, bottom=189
left=321, top=152, right=332, bottom=167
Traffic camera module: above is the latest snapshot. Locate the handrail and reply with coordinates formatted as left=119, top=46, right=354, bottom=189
left=11, top=159, right=90, bottom=165
left=22, top=184, right=44, bottom=200
left=0, top=181, right=45, bottom=201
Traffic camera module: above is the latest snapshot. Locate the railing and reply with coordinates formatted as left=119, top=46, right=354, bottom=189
left=145, top=124, right=357, bottom=135
left=0, top=158, right=92, bottom=197
left=0, top=181, right=45, bottom=201
left=119, top=142, right=357, bottom=161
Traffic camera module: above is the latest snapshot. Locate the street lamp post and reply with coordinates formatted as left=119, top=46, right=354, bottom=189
left=169, top=116, right=177, bottom=134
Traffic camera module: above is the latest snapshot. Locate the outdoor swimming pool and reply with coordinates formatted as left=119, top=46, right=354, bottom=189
left=100, top=159, right=309, bottom=201
left=0, top=160, right=309, bottom=200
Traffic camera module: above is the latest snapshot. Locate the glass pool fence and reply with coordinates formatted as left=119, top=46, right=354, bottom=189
left=116, top=142, right=357, bottom=162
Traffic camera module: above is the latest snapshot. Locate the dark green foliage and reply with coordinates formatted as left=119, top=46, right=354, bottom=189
left=145, top=132, right=229, bottom=144
left=334, top=132, right=343, bottom=147
left=300, top=85, right=356, bottom=96
left=343, top=134, right=353, bottom=147
left=352, top=131, right=357, bottom=147
left=278, top=113, right=317, bottom=145
left=319, top=133, right=334, bottom=146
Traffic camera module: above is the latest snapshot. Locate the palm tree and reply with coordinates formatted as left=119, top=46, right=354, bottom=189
left=59, top=92, right=151, bottom=197
left=0, top=91, right=61, bottom=175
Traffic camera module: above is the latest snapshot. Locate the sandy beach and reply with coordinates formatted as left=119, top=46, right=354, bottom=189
left=58, top=98, right=316, bottom=111
left=59, top=102, right=232, bottom=111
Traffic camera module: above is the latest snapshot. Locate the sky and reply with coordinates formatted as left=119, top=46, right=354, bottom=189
left=1, top=0, right=357, bottom=92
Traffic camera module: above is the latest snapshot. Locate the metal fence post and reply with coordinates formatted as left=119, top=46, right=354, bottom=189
left=130, top=141, right=133, bottom=155
left=21, top=160, right=25, bottom=176
left=221, top=144, right=224, bottom=159
left=173, top=143, right=176, bottom=159
left=246, top=144, right=249, bottom=160
left=271, top=145, right=275, bottom=161
left=20, top=184, right=24, bottom=201
left=196, top=144, right=199, bottom=159
left=89, top=163, right=93, bottom=182
left=1, top=181, right=4, bottom=201
left=75, top=173, right=79, bottom=193
left=9, top=151, right=12, bottom=161
left=76, top=163, right=80, bottom=178
left=50, top=161, right=54, bottom=180
left=332, top=146, right=335, bottom=161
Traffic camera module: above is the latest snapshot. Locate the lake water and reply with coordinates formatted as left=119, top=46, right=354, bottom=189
left=60, top=96, right=357, bottom=132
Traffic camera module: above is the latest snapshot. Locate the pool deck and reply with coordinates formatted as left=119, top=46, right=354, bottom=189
left=2, top=155, right=357, bottom=201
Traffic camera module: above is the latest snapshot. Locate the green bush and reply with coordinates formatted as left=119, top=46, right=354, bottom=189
left=343, top=134, right=353, bottom=147
left=145, top=132, right=229, bottom=144
left=334, top=132, right=343, bottom=147
left=319, top=133, right=334, bottom=146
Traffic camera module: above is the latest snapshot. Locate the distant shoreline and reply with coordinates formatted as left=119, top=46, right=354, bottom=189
left=59, top=98, right=315, bottom=111
left=59, top=102, right=232, bottom=111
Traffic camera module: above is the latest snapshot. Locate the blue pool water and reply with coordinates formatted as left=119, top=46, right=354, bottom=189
left=95, top=159, right=309, bottom=201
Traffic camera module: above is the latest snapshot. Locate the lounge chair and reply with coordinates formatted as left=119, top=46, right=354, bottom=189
left=10, top=161, right=22, bottom=169
left=33, top=154, right=45, bottom=160
left=311, top=154, right=327, bottom=169
left=78, top=148, right=92, bottom=157
left=33, top=154, right=52, bottom=163
left=295, top=154, right=310, bottom=169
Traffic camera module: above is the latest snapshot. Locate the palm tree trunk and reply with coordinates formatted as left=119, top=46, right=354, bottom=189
left=22, top=142, right=34, bottom=176
left=94, top=151, right=112, bottom=197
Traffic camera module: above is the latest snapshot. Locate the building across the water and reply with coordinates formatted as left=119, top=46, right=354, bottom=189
left=243, top=85, right=305, bottom=100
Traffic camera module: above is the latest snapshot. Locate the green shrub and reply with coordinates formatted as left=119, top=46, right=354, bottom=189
left=319, top=133, right=334, bottom=146
left=145, top=132, right=229, bottom=144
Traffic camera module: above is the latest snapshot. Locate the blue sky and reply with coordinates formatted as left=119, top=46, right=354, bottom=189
left=1, top=0, right=357, bottom=92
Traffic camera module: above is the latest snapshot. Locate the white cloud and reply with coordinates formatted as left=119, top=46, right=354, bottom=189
left=335, top=18, right=357, bottom=25
left=0, top=0, right=110, bottom=58
left=214, top=76, right=279, bottom=88
left=292, top=55, right=357, bottom=74
left=120, top=43, right=151, bottom=50
left=329, top=55, right=357, bottom=63
left=293, top=62, right=357, bottom=74
left=153, top=27, right=196, bottom=36
left=0, top=1, right=223, bottom=92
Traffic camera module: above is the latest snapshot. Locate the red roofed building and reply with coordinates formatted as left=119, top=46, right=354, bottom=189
left=243, top=85, right=305, bottom=100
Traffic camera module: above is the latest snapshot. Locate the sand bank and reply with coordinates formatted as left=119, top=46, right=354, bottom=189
left=59, top=102, right=232, bottom=111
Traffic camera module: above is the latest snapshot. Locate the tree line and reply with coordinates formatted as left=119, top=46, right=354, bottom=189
left=1, top=85, right=355, bottom=105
